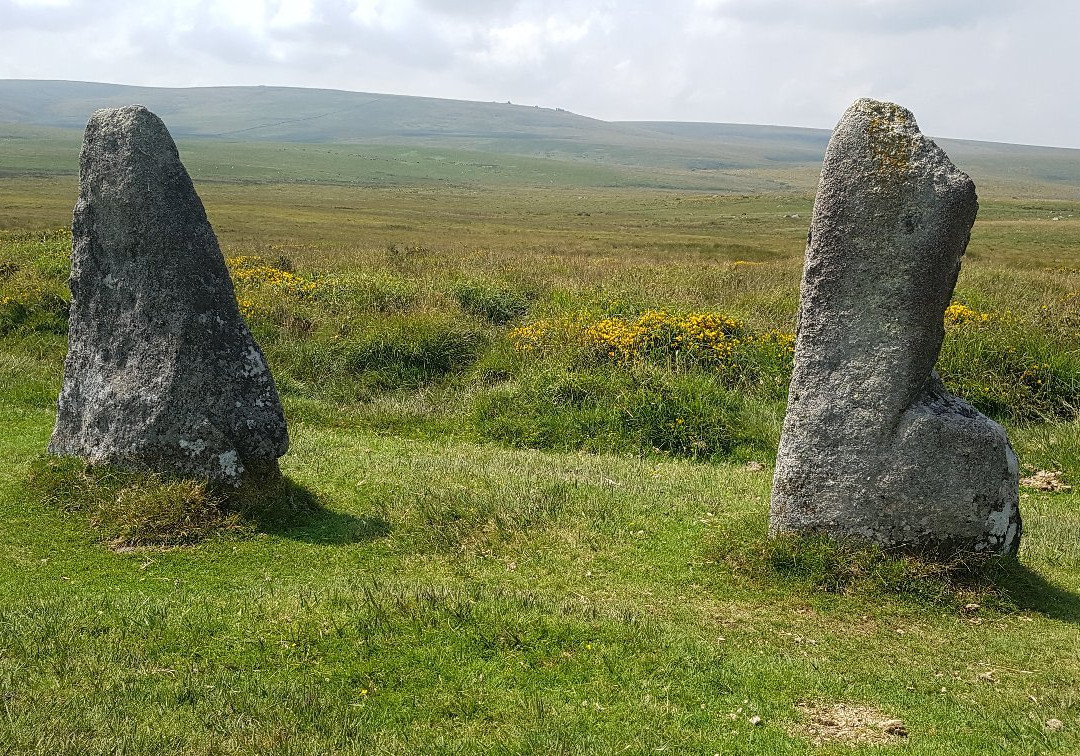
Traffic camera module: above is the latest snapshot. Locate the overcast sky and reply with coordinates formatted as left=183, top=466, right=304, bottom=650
left=1, top=0, right=1076, bottom=148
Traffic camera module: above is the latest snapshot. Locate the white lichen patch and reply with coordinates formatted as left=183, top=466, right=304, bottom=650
left=178, top=437, right=207, bottom=455
left=985, top=505, right=1011, bottom=538
left=240, top=345, right=267, bottom=377
left=218, top=449, right=242, bottom=479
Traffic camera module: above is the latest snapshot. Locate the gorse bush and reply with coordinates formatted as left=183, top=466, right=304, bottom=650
left=482, top=309, right=793, bottom=466
left=509, top=310, right=795, bottom=400
left=585, top=310, right=747, bottom=363
left=227, top=254, right=318, bottom=321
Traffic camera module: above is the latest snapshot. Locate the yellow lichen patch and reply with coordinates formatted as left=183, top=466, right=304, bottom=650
left=862, top=101, right=916, bottom=176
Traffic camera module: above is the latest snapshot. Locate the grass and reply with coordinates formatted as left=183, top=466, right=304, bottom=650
left=1, top=173, right=1080, bottom=753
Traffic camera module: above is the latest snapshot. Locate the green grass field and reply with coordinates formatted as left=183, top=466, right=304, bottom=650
left=2, top=157, right=1080, bottom=754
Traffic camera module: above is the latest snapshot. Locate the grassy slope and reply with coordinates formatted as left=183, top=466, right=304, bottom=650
left=3, top=80, right=1080, bottom=197
left=2, top=95, right=1080, bottom=752
left=2, top=177, right=1080, bottom=752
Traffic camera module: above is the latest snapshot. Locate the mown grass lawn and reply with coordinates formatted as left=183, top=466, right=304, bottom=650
left=2, top=181, right=1080, bottom=754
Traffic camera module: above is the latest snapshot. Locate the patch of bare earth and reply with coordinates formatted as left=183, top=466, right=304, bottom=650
left=793, top=702, right=908, bottom=747
left=1020, top=470, right=1072, bottom=492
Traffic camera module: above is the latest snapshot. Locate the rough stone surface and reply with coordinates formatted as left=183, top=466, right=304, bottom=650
left=769, top=98, right=1020, bottom=556
left=49, top=105, right=288, bottom=482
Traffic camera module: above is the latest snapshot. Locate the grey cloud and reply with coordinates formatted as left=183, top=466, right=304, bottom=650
left=706, top=0, right=1029, bottom=33
left=167, top=0, right=458, bottom=73
left=0, top=0, right=129, bottom=31
left=271, top=6, right=459, bottom=70
left=0, top=0, right=1077, bottom=147
left=416, top=0, right=522, bottom=19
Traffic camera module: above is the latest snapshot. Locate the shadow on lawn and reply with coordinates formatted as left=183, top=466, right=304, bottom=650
left=728, top=530, right=1080, bottom=622
left=241, top=476, right=391, bottom=546
left=994, top=561, right=1080, bottom=623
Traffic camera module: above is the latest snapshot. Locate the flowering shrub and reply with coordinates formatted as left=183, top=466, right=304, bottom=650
left=944, top=302, right=991, bottom=325
left=510, top=310, right=794, bottom=389
left=583, top=310, right=745, bottom=363
left=226, top=255, right=317, bottom=319
left=227, top=256, right=317, bottom=296
left=505, top=311, right=794, bottom=403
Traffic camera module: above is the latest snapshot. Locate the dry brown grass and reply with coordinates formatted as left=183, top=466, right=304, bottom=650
left=793, top=702, right=909, bottom=747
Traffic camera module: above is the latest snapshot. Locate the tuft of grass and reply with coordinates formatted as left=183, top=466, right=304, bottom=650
left=25, top=456, right=316, bottom=550
left=728, top=531, right=1025, bottom=609
left=391, top=480, right=574, bottom=553
left=263, top=313, right=488, bottom=402
left=939, top=301, right=1080, bottom=422
left=0, top=228, right=71, bottom=337
left=452, top=278, right=536, bottom=324
left=0, top=289, right=68, bottom=337
left=472, top=364, right=779, bottom=462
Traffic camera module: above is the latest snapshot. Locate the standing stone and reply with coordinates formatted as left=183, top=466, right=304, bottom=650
left=48, top=105, right=288, bottom=483
left=769, top=98, right=1020, bottom=556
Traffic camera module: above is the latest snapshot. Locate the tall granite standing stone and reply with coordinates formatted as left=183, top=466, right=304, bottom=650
left=769, top=98, right=1020, bottom=556
left=48, top=105, right=288, bottom=483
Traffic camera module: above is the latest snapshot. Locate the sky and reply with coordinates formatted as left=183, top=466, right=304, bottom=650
left=1, top=0, right=1077, bottom=148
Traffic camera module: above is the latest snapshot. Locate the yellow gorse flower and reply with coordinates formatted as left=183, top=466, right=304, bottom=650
left=226, top=255, right=317, bottom=318
left=944, top=302, right=991, bottom=325
left=511, top=310, right=794, bottom=368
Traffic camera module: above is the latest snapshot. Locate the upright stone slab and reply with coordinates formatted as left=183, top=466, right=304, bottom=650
left=769, top=98, right=1020, bottom=556
left=49, top=105, right=288, bottom=483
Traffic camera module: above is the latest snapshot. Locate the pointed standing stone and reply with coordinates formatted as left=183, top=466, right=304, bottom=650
left=48, top=105, right=288, bottom=483
left=769, top=98, right=1020, bottom=556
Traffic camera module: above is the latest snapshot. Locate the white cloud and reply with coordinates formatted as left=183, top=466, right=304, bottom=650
left=699, top=0, right=1026, bottom=33
left=0, top=0, right=1077, bottom=147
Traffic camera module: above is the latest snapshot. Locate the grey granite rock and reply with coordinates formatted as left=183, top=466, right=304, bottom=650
left=48, top=105, right=288, bottom=483
left=769, top=98, right=1020, bottom=556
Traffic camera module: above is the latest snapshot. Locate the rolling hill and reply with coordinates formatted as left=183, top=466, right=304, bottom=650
left=1, top=79, right=1077, bottom=197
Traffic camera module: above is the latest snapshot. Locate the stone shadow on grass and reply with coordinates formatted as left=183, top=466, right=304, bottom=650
left=730, top=531, right=1080, bottom=623
left=237, top=475, right=391, bottom=546
left=992, top=560, right=1080, bottom=623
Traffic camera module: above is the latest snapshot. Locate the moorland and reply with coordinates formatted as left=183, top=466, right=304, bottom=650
left=1, top=82, right=1080, bottom=754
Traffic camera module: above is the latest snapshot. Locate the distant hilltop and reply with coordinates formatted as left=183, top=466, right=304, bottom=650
left=1, top=79, right=1078, bottom=197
